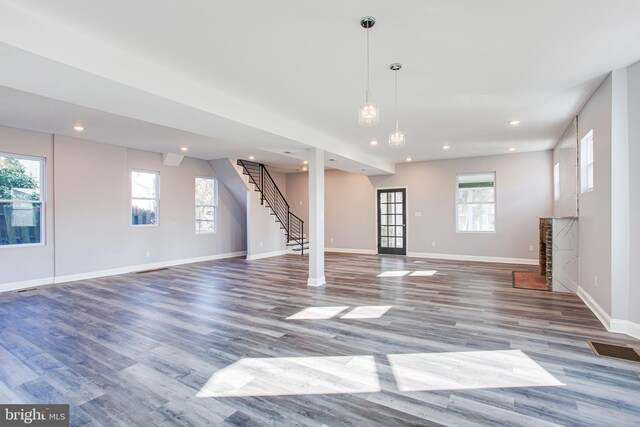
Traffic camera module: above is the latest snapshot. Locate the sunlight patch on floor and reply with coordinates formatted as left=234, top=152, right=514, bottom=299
left=409, top=270, right=438, bottom=277
left=388, top=350, right=565, bottom=392
left=377, top=270, right=411, bottom=277
left=340, top=306, right=392, bottom=319
left=196, top=356, right=380, bottom=397
left=286, top=306, right=349, bottom=320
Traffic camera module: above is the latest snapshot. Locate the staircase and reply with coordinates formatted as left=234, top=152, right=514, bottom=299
left=237, top=159, right=307, bottom=255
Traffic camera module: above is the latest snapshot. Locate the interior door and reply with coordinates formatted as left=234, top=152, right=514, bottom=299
left=377, top=188, right=406, bottom=255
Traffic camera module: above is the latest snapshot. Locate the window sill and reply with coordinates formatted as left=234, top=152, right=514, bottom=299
left=0, top=242, right=45, bottom=249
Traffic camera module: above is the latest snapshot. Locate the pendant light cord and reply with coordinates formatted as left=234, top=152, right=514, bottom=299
left=366, top=27, right=371, bottom=103
left=395, top=70, right=399, bottom=132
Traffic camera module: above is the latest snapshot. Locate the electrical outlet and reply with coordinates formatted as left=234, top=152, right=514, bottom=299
left=145, top=251, right=151, bottom=258
left=260, top=241, right=263, bottom=247
left=529, top=245, right=534, bottom=252
left=330, top=237, right=334, bottom=243
left=432, top=241, right=436, bottom=247
left=594, top=276, right=598, bottom=287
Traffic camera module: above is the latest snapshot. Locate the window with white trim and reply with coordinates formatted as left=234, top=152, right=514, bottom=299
left=580, top=130, right=594, bottom=193
left=195, top=177, right=217, bottom=234
left=554, top=162, right=560, bottom=201
left=456, top=172, right=495, bottom=232
left=132, top=170, right=159, bottom=226
left=0, top=153, right=45, bottom=245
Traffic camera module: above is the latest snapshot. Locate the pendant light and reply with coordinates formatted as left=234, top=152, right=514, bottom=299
left=388, top=63, right=405, bottom=148
left=359, top=16, right=379, bottom=127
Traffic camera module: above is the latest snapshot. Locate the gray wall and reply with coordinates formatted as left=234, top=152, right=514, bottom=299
left=577, top=75, right=613, bottom=314
left=246, top=170, right=287, bottom=258
left=287, top=172, right=309, bottom=224
left=0, top=127, right=246, bottom=287
left=287, top=151, right=553, bottom=260
left=553, top=118, right=579, bottom=217
left=54, top=136, right=245, bottom=276
left=627, top=61, right=640, bottom=325
left=0, top=126, right=54, bottom=284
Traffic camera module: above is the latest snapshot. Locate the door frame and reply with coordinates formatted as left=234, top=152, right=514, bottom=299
left=375, top=186, right=408, bottom=255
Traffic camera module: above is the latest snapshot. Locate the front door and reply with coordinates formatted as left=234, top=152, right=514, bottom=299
left=377, top=188, right=406, bottom=255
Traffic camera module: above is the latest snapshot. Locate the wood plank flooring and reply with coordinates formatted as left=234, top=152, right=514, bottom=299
left=1, top=253, right=639, bottom=426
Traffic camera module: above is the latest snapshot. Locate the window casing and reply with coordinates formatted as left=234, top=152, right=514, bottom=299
left=0, top=153, right=45, bottom=246
left=456, top=172, right=495, bottom=233
left=553, top=162, right=560, bottom=201
left=580, top=130, right=594, bottom=193
left=132, top=170, right=159, bottom=226
left=195, top=177, right=217, bottom=234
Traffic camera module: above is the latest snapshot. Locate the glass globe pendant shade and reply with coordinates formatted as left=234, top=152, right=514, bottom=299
left=388, top=130, right=405, bottom=148
left=359, top=102, right=380, bottom=126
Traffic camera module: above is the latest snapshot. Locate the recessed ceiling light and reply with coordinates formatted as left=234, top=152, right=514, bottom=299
left=406, top=157, right=412, bottom=162
left=508, top=147, right=516, bottom=152
left=180, top=146, right=188, bottom=152
left=302, top=166, right=308, bottom=171
left=361, top=168, right=367, bottom=171
left=248, top=155, right=255, bottom=160
left=509, top=120, right=521, bottom=126
left=303, top=160, right=308, bottom=165
left=370, top=140, right=378, bottom=146
left=73, top=125, right=84, bottom=132
left=442, top=144, right=451, bottom=150
left=329, top=158, right=336, bottom=162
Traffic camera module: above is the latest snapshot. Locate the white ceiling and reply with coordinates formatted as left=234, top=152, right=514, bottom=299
left=1, top=0, right=639, bottom=174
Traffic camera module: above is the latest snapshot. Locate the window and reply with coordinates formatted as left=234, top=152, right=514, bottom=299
left=195, top=177, right=217, bottom=234
left=553, top=162, right=560, bottom=201
left=580, top=130, right=594, bottom=193
left=0, top=153, right=45, bottom=246
left=456, top=173, right=495, bottom=232
left=132, top=170, right=159, bottom=226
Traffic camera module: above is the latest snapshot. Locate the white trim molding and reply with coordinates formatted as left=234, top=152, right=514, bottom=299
left=577, top=286, right=640, bottom=341
left=325, top=248, right=377, bottom=255
left=407, top=251, right=538, bottom=265
left=307, top=276, right=326, bottom=287
left=610, top=319, right=640, bottom=341
left=576, top=286, right=612, bottom=330
left=246, top=250, right=288, bottom=261
left=0, top=251, right=247, bottom=294
left=0, top=277, right=55, bottom=293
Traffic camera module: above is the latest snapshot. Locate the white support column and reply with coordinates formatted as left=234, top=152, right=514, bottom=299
left=610, top=67, right=630, bottom=323
left=307, top=148, right=326, bottom=287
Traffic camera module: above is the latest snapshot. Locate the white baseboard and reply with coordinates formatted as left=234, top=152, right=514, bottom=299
left=0, top=277, right=56, bottom=293
left=307, top=276, right=326, bottom=287
left=407, top=251, right=538, bottom=265
left=576, top=286, right=612, bottom=330
left=610, top=319, right=640, bottom=341
left=0, top=251, right=247, bottom=293
left=325, top=247, right=377, bottom=255
left=577, top=286, right=640, bottom=340
left=246, top=250, right=288, bottom=260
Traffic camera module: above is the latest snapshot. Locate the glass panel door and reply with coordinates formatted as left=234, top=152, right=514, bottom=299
left=377, top=189, right=406, bottom=255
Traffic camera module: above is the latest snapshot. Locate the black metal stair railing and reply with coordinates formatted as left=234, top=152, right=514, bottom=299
left=237, top=159, right=305, bottom=255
